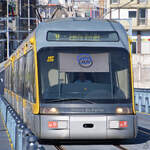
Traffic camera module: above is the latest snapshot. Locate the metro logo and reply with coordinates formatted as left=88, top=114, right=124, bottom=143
left=119, top=121, right=128, bottom=128
left=77, top=54, right=93, bottom=68
left=48, top=121, right=58, bottom=128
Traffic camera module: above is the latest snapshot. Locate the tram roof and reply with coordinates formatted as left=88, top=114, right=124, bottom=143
left=34, top=18, right=129, bottom=52
left=38, top=18, right=125, bottom=31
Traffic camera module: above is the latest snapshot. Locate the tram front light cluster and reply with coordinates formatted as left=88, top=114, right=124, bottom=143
left=109, top=120, right=128, bottom=128
left=40, top=107, right=59, bottom=114
left=116, top=107, right=132, bottom=114
left=48, top=120, right=68, bottom=129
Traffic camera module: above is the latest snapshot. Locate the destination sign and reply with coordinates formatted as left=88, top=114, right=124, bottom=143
left=47, top=31, right=119, bottom=42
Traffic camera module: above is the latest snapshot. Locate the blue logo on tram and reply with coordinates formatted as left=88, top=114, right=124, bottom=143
left=77, top=54, right=93, bottom=68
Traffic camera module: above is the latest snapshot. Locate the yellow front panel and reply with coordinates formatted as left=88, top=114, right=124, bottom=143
left=128, top=38, right=136, bottom=114
left=31, top=35, right=40, bottom=114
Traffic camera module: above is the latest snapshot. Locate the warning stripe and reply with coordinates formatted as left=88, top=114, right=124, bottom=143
left=0, top=111, right=14, bottom=150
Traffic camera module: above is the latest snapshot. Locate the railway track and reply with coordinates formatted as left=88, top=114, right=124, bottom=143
left=112, top=128, right=150, bottom=150
left=48, top=129, right=150, bottom=150
left=54, top=145, right=66, bottom=150
left=113, top=145, right=128, bottom=150
left=53, top=144, right=129, bottom=150
left=138, top=129, right=150, bottom=136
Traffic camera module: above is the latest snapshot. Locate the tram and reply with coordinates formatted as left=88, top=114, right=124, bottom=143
left=0, top=18, right=137, bottom=140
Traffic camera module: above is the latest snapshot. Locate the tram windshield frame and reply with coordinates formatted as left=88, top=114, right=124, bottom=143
left=37, top=47, right=132, bottom=104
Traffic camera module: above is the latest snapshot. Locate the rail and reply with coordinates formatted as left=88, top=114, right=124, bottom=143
left=54, top=145, right=66, bottom=150
left=113, top=145, right=128, bottom=150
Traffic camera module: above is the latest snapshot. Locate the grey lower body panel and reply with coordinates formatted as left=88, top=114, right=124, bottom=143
left=40, top=115, right=136, bottom=140
left=107, top=115, right=137, bottom=139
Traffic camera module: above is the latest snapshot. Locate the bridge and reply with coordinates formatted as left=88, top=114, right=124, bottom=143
left=0, top=89, right=150, bottom=150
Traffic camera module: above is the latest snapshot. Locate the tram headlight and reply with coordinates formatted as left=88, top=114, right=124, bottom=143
left=40, top=107, right=59, bottom=114
left=116, top=107, right=132, bottom=114
left=116, top=107, right=123, bottom=113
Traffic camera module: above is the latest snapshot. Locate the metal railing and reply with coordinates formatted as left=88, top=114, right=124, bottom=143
left=134, top=88, right=150, bottom=113
left=0, top=96, right=45, bottom=150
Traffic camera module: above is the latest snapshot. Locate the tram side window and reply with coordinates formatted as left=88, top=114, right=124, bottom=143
left=18, top=57, right=25, bottom=96
left=114, top=69, right=129, bottom=99
left=4, top=68, right=6, bottom=89
left=11, top=63, right=14, bottom=92
left=13, top=61, right=19, bottom=94
left=24, top=51, right=35, bottom=103
left=6, top=67, right=9, bottom=89
left=111, top=52, right=130, bottom=99
left=8, top=65, right=11, bottom=90
left=7, top=66, right=9, bottom=90
left=32, top=53, right=35, bottom=103
left=5, top=67, right=8, bottom=89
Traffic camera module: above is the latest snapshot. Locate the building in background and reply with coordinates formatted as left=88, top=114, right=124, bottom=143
left=37, top=0, right=59, bottom=19
left=0, top=0, right=72, bottom=63
left=107, top=0, right=150, bottom=54
left=0, top=0, right=37, bottom=62
left=59, top=0, right=107, bottom=18
left=0, top=0, right=7, bottom=62
left=106, top=0, right=150, bottom=88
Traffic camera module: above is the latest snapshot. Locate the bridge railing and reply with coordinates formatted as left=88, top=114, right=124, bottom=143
left=0, top=96, right=45, bottom=150
left=134, top=88, right=150, bottom=114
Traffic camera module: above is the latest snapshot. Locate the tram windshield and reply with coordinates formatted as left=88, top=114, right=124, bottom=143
left=38, top=47, right=131, bottom=103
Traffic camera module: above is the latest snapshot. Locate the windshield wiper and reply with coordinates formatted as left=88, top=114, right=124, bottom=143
left=45, top=98, right=96, bottom=104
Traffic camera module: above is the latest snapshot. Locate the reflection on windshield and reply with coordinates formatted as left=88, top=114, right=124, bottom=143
left=44, top=72, right=114, bottom=99
left=38, top=47, right=131, bottom=103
